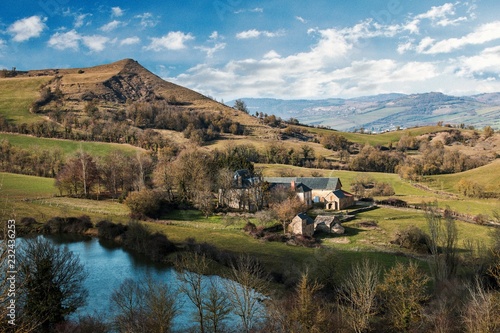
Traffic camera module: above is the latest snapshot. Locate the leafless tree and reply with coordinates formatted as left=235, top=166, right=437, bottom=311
left=338, top=259, right=380, bottom=333
left=176, top=252, right=209, bottom=333
left=225, top=255, right=268, bottom=333
left=461, top=277, right=500, bottom=333
left=111, top=276, right=178, bottom=333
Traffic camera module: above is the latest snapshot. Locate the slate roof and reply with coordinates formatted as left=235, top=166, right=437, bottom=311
left=267, top=182, right=312, bottom=193
left=295, top=213, right=314, bottom=225
left=295, top=183, right=312, bottom=193
left=332, top=189, right=346, bottom=198
left=314, top=215, right=338, bottom=224
left=264, top=177, right=341, bottom=190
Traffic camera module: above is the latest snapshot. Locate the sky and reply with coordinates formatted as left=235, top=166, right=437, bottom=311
left=1, top=0, right=500, bottom=101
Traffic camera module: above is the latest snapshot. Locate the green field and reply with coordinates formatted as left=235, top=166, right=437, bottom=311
left=427, top=159, right=500, bottom=195
left=0, top=172, right=129, bottom=223
left=346, top=207, right=494, bottom=251
left=0, top=133, right=143, bottom=157
left=0, top=77, right=52, bottom=124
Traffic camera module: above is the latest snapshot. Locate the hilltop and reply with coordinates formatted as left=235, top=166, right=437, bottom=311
left=1, top=59, right=273, bottom=139
left=26, top=59, right=209, bottom=106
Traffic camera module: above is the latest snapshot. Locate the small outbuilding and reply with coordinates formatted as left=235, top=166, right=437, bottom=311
left=288, top=213, right=315, bottom=237
left=324, top=190, right=354, bottom=210
left=314, top=215, right=344, bottom=234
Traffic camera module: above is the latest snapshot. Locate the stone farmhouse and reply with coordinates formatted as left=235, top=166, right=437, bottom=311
left=221, top=171, right=355, bottom=212
left=264, top=177, right=354, bottom=210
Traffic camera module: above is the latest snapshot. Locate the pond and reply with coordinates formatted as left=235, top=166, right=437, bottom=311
left=24, top=234, right=266, bottom=332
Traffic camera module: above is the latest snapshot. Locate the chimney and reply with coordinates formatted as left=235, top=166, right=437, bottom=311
left=291, top=180, right=296, bottom=191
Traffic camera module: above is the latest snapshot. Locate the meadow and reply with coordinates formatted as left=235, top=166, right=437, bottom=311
left=0, top=76, right=51, bottom=124
left=2, top=170, right=497, bottom=280
left=0, top=133, right=143, bottom=157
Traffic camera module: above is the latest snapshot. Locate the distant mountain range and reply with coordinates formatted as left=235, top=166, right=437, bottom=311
left=228, top=92, right=500, bottom=132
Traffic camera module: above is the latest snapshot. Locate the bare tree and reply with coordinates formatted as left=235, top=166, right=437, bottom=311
left=111, top=276, right=178, bottom=333
left=338, top=259, right=380, bottom=333
left=111, top=278, right=146, bottom=332
left=225, top=255, right=268, bottom=333
left=426, top=205, right=459, bottom=282
left=271, top=197, right=307, bottom=234
left=462, top=277, right=500, bottom=333
left=217, top=168, right=236, bottom=208
left=176, top=252, right=209, bottom=333
left=203, top=280, right=231, bottom=333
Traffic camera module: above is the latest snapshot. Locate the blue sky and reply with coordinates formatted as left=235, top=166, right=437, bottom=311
left=1, top=0, right=500, bottom=100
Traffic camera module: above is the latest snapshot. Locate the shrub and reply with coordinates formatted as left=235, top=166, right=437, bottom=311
left=20, top=217, right=37, bottom=227
left=43, top=216, right=93, bottom=234
left=96, top=220, right=127, bottom=240
left=243, top=221, right=257, bottom=233
left=125, top=189, right=165, bottom=219
left=371, top=182, right=395, bottom=196
left=377, top=198, right=408, bottom=207
left=391, top=226, right=430, bottom=254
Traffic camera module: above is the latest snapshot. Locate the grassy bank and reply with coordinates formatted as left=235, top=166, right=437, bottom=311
left=0, top=133, right=143, bottom=157
left=0, top=76, right=52, bottom=124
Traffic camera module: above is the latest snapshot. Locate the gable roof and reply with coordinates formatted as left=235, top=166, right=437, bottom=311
left=267, top=182, right=312, bottom=193
left=295, top=213, right=314, bottom=225
left=295, top=182, right=312, bottom=193
left=314, top=215, right=338, bottom=224
left=332, top=189, right=346, bottom=198
left=264, top=177, right=341, bottom=190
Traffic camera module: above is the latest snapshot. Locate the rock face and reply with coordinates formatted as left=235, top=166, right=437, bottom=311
left=30, top=59, right=209, bottom=105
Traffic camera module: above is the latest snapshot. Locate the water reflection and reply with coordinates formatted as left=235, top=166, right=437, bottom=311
left=31, top=235, right=265, bottom=331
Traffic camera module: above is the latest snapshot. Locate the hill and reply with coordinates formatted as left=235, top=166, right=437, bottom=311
left=1, top=59, right=274, bottom=139
left=231, top=92, right=500, bottom=132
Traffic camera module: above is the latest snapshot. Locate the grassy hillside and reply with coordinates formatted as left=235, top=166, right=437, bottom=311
left=0, top=76, right=51, bottom=124
left=0, top=133, right=143, bottom=157
left=0, top=172, right=129, bottom=222
left=427, top=159, right=500, bottom=195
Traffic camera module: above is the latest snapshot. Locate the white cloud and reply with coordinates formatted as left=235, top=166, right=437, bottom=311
left=8, top=16, right=47, bottom=42
left=416, top=3, right=456, bottom=21
left=235, top=8, right=263, bottom=14
left=120, top=37, right=140, bottom=46
left=74, top=13, right=91, bottom=28
left=146, top=31, right=194, bottom=51
left=437, top=16, right=468, bottom=27
left=100, top=20, right=123, bottom=32
left=397, top=41, right=413, bottom=54
left=112, top=7, right=124, bottom=17
left=135, top=13, right=158, bottom=29
left=421, top=21, right=500, bottom=54
left=416, top=37, right=435, bottom=53
left=209, top=31, right=220, bottom=40
left=402, top=3, right=472, bottom=35
left=48, top=30, right=81, bottom=50
left=236, top=29, right=285, bottom=39
left=196, top=42, right=226, bottom=58
left=82, top=35, right=109, bottom=52
left=264, top=50, right=280, bottom=59
left=296, top=16, right=306, bottom=23
left=456, top=46, right=500, bottom=76
left=169, top=28, right=356, bottom=99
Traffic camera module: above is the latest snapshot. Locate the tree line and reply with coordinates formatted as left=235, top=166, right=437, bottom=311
left=0, top=97, right=246, bottom=151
